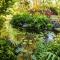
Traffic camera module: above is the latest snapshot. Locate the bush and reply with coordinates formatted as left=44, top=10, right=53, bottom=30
left=35, top=38, right=47, bottom=60
left=33, top=15, right=51, bottom=32
left=0, top=38, right=17, bottom=60
left=35, top=38, right=60, bottom=60
left=11, top=13, right=53, bottom=33
left=47, top=41, right=60, bottom=57
left=11, top=12, right=33, bottom=29
left=0, top=0, right=13, bottom=14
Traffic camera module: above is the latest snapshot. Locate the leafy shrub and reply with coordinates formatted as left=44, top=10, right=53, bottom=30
left=11, top=13, right=53, bottom=33
left=35, top=38, right=60, bottom=60
left=33, top=15, right=52, bottom=32
left=47, top=41, right=60, bottom=57
left=11, top=12, right=33, bottom=29
left=35, top=38, right=47, bottom=60
left=0, top=0, right=13, bottom=14
left=0, top=38, right=17, bottom=60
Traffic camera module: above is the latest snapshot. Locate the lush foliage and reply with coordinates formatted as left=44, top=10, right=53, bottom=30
left=0, top=38, right=17, bottom=60
left=0, top=0, right=60, bottom=60
left=0, top=0, right=13, bottom=14
left=11, top=13, right=53, bottom=33
left=35, top=38, right=60, bottom=60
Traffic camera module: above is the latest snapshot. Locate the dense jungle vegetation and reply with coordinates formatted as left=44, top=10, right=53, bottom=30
left=0, top=0, right=60, bottom=60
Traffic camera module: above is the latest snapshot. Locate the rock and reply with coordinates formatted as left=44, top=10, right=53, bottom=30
left=54, top=28, right=60, bottom=32
left=50, top=15, right=60, bottom=32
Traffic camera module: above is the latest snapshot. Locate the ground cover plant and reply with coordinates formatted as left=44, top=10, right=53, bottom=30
left=0, top=38, right=17, bottom=60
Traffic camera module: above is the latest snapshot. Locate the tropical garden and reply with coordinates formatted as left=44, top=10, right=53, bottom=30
left=0, top=0, right=60, bottom=60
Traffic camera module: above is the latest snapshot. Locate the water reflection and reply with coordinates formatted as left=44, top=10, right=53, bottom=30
left=45, top=32, right=56, bottom=43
